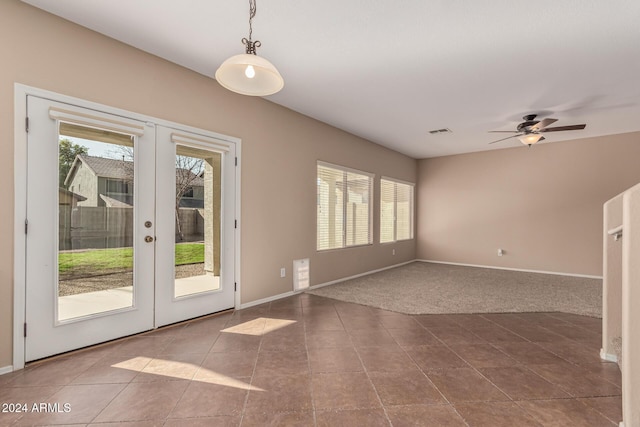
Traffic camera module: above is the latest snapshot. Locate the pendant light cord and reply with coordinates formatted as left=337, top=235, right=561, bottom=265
left=248, top=0, right=256, bottom=42
left=242, top=0, right=261, bottom=54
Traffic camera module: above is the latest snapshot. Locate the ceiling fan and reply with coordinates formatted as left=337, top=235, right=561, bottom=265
left=488, top=114, right=586, bottom=146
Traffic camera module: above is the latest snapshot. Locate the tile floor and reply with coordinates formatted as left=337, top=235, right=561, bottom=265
left=0, top=294, right=622, bottom=426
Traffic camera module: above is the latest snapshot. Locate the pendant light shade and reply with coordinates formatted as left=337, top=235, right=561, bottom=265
left=215, top=0, right=284, bottom=97
left=215, top=53, right=284, bottom=96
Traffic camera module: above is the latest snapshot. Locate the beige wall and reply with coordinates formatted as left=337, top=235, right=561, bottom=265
left=0, top=1, right=417, bottom=367
left=417, top=131, right=640, bottom=276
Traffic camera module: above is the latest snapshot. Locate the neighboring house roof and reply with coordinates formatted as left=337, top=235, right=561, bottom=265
left=176, top=168, right=204, bottom=186
left=58, top=187, right=87, bottom=202
left=100, top=194, right=134, bottom=208
left=66, top=154, right=204, bottom=186
left=78, top=154, right=134, bottom=180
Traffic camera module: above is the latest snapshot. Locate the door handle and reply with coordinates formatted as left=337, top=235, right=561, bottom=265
left=144, top=236, right=154, bottom=243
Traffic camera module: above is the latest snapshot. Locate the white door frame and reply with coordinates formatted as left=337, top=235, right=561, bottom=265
left=25, top=96, right=157, bottom=362
left=13, top=84, right=242, bottom=371
left=154, top=125, right=237, bottom=327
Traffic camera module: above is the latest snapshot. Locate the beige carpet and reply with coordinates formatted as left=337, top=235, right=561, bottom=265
left=307, top=262, right=602, bottom=317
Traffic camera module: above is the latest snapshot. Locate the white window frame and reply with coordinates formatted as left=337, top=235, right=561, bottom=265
left=380, top=176, right=415, bottom=243
left=317, top=161, right=374, bottom=251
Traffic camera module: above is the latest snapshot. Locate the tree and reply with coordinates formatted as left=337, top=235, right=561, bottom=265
left=115, top=145, right=203, bottom=241
left=59, top=138, right=88, bottom=188
left=175, top=156, right=204, bottom=241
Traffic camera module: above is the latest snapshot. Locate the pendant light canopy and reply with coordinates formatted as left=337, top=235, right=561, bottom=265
left=215, top=0, right=284, bottom=96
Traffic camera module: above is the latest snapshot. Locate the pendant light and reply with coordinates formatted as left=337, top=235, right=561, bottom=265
left=215, top=0, right=284, bottom=96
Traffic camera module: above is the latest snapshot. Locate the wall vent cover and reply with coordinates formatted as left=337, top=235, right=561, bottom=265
left=429, top=128, right=452, bottom=134
left=293, top=258, right=310, bottom=290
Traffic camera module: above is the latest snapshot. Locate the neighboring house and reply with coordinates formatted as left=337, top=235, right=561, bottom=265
left=58, top=187, right=87, bottom=207
left=63, top=154, right=204, bottom=208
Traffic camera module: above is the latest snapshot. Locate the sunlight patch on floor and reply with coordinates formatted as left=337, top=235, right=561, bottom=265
left=112, top=357, right=264, bottom=391
left=193, top=370, right=264, bottom=391
left=220, top=317, right=297, bottom=336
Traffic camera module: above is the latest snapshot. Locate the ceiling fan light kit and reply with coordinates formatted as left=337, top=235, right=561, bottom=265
left=215, top=0, right=284, bottom=96
left=518, top=134, right=544, bottom=146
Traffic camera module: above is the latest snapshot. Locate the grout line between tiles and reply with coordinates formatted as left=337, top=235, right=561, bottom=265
left=381, top=316, right=472, bottom=426
left=336, top=305, right=394, bottom=426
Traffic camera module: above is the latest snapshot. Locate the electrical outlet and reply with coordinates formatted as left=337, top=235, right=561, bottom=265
left=280, top=267, right=286, bottom=278
left=498, top=249, right=504, bottom=257
left=392, top=249, right=396, bottom=255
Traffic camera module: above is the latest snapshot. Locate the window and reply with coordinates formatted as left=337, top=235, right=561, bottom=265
left=182, top=187, right=194, bottom=198
left=106, top=179, right=130, bottom=194
left=380, top=177, right=414, bottom=243
left=317, top=162, right=373, bottom=251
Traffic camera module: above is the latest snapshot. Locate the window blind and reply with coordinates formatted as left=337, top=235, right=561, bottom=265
left=380, top=179, right=395, bottom=243
left=396, top=182, right=413, bottom=240
left=380, top=178, right=414, bottom=243
left=317, top=162, right=372, bottom=251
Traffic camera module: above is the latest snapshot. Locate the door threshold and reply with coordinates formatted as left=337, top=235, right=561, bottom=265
left=25, top=308, right=234, bottom=368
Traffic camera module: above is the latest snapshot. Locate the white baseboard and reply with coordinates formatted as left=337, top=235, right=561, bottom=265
left=600, top=349, right=619, bottom=363
left=308, top=260, right=415, bottom=291
left=239, top=258, right=600, bottom=310
left=417, top=259, right=603, bottom=280
left=239, top=291, right=298, bottom=310
left=0, top=365, right=14, bottom=375
left=239, top=260, right=415, bottom=309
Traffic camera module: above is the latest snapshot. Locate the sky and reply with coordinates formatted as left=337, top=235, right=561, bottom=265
left=63, top=136, right=122, bottom=159
left=62, top=135, right=204, bottom=173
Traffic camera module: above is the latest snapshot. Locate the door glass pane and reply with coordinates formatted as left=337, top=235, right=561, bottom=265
left=174, top=146, right=222, bottom=297
left=57, top=124, right=135, bottom=321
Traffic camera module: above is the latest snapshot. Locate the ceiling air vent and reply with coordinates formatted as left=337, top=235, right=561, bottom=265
left=429, top=128, right=452, bottom=135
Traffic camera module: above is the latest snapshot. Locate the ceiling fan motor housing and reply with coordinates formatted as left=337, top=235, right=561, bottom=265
left=517, top=121, right=539, bottom=133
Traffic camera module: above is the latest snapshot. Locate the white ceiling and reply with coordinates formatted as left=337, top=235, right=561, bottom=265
left=22, top=0, right=640, bottom=158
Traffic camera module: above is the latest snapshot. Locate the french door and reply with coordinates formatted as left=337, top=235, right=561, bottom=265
left=24, top=96, right=236, bottom=361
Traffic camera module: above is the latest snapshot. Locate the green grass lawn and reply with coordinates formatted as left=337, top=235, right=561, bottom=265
left=174, top=243, right=205, bottom=265
left=59, top=243, right=204, bottom=274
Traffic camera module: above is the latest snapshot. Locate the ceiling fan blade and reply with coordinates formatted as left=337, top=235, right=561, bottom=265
left=488, top=134, right=522, bottom=144
left=488, top=131, right=519, bottom=133
left=540, top=124, right=586, bottom=132
left=530, top=118, right=558, bottom=131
